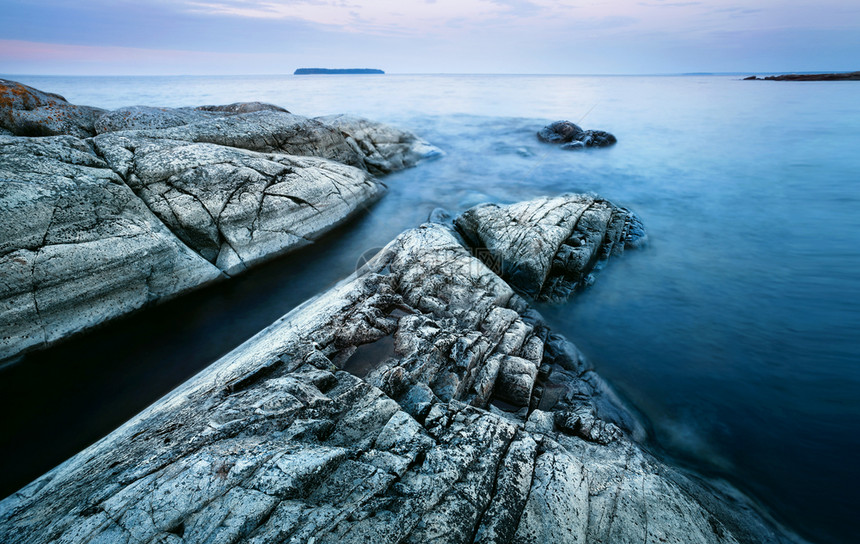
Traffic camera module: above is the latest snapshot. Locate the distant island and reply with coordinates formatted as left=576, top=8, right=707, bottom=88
left=294, top=68, right=384, bottom=75
left=744, top=72, right=860, bottom=81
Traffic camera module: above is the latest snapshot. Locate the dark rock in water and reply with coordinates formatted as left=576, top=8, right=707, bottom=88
left=743, top=75, right=759, bottom=80
left=0, top=79, right=105, bottom=138
left=0, top=79, right=442, bottom=362
left=455, top=195, right=646, bottom=300
left=295, top=68, right=384, bottom=75
left=749, top=72, right=860, bottom=81
left=537, top=120, right=617, bottom=149
left=0, top=210, right=804, bottom=544
left=537, top=120, right=583, bottom=143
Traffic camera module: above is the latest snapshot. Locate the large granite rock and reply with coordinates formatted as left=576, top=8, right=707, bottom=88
left=0, top=135, right=222, bottom=360
left=92, top=133, right=385, bottom=275
left=0, top=201, right=801, bottom=544
left=537, top=120, right=617, bottom=150
left=0, top=80, right=441, bottom=361
left=0, top=79, right=105, bottom=138
left=455, top=195, right=646, bottom=299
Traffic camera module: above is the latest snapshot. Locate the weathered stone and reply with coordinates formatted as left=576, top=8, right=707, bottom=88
left=94, top=106, right=223, bottom=133
left=0, top=135, right=221, bottom=361
left=94, top=103, right=291, bottom=133
left=316, top=114, right=444, bottom=175
left=92, top=133, right=385, bottom=274
left=0, top=79, right=105, bottom=138
left=537, top=120, right=617, bottom=148
left=0, top=217, right=803, bottom=544
left=455, top=194, right=646, bottom=299
left=99, top=110, right=368, bottom=169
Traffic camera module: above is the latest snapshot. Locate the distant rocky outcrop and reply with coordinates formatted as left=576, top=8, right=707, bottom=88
left=744, top=72, right=860, bottom=81
left=537, top=120, right=617, bottom=150
left=295, top=68, right=384, bottom=75
left=0, top=198, right=803, bottom=544
left=0, top=79, right=441, bottom=361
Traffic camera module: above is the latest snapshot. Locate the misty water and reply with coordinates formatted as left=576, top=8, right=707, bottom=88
left=1, top=74, right=858, bottom=543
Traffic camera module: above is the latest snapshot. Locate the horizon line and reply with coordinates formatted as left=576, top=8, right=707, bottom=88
left=3, top=70, right=857, bottom=79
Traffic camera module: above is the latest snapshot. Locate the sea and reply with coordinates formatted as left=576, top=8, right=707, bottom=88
left=1, top=74, right=858, bottom=543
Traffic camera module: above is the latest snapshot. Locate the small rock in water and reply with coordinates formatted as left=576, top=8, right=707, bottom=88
left=537, top=120, right=617, bottom=149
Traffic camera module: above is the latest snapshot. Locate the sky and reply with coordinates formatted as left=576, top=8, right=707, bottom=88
left=1, top=0, right=858, bottom=75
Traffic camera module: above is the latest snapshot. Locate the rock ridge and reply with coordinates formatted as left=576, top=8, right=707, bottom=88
left=0, top=197, right=804, bottom=544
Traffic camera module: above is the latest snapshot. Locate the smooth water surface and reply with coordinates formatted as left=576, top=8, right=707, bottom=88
left=1, top=74, right=858, bottom=543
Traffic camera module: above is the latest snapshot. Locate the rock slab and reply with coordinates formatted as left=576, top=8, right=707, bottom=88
left=0, top=135, right=221, bottom=360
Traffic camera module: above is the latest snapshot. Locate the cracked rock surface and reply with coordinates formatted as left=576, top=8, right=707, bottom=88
left=316, top=114, right=445, bottom=175
left=94, top=103, right=291, bottom=133
left=455, top=195, right=646, bottom=300
left=0, top=79, right=441, bottom=361
left=537, top=120, right=617, bottom=150
left=92, top=134, right=384, bottom=275
left=0, top=135, right=222, bottom=360
left=0, top=207, right=801, bottom=544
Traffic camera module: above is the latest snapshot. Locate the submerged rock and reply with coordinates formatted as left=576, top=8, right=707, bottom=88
left=537, top=120, right=617, bottom=149
left=0, top=79, right=105, bottom=138
left=0, top=135, right=221, bottom=360
left=0, top=203, right=802, bottom=544
left=455, top=195, right=646, bottom=299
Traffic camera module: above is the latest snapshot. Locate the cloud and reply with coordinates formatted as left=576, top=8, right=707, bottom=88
left=0, top=39, right=272, bottom=75
left=1, top=0, right=858, bottom=74
left=178, top=0, right=586, bottom=35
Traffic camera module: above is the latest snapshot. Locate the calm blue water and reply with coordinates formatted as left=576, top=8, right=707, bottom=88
left=3, top=74, right=859, bottom=543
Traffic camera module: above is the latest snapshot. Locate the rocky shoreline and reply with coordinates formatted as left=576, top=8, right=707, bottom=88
left=0, top=79, right=441, bottom=361
left=0, top=80, right=807, bottom=543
